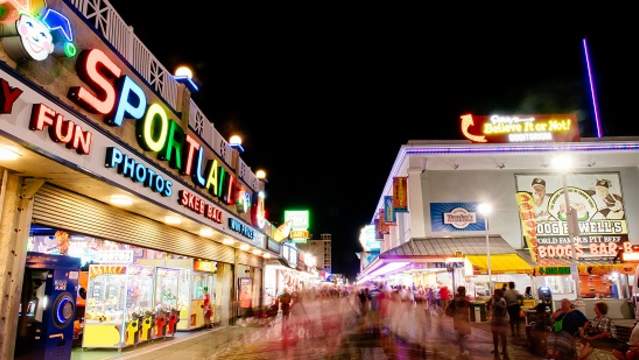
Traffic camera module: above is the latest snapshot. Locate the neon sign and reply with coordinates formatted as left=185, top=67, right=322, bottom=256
left=105, top=147, right=173, bottom=197
left=178, top=189, right=223, bottom=224
left=0, top=77, right=22, bottom=114
left=69, top=48, right=250, bottom=207
left=229, top=218, right=254, bottom=240
left=460, top=114, right=579, bottom=143
left=30, top=103, right=92, bottom=154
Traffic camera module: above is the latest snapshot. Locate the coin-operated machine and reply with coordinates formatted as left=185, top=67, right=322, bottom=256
left=14, top=252, right=80, bottom=360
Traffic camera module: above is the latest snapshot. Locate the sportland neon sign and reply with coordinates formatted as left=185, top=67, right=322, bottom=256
left=67, top=48, right=265, bottom=226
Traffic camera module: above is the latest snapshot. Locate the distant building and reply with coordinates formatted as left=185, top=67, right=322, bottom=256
left=298, top=233, right=332, bottom=272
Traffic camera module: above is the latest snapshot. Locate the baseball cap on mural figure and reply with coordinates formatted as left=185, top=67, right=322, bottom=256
left=531, top=177, right=546, bottom=188
left=596, top=179, right=611, bottom=188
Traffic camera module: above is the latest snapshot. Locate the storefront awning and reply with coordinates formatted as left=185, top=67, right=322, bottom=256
left=381, top=235, right=515, bottom=259
left=467, top=254, right=533, bottom=275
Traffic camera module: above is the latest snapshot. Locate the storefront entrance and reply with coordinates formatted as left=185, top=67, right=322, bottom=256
left=25, top=223, right=232, bottom=352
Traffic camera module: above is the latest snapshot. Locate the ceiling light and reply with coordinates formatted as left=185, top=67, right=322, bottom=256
left=223, top=238, right=235, bottom=246
left=164, top=215, right=182, bottom=226
left=0, top=146, right=21, bottom=161
left=110, top=194, right=133, bottom=207
left=239, top=244, right=250, bottom=251
left=199, top=227, right=214, bottom=237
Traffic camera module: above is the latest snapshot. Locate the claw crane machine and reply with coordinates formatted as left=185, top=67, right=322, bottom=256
left=138, top=257, right=217, bottom=330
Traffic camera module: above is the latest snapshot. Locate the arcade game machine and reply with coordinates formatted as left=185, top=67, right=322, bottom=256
left=154, top=267, right=180, bottom=337
left=14, top=252, right=81, bottom=360
left=82, top=264, right=154, bottom=349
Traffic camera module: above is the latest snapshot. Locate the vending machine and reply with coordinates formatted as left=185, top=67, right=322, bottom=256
left=14, top=252, right=80, bottom=360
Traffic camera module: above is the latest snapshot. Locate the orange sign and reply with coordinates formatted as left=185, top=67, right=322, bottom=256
left=392, top=177, right=408, bottom=212
left=194, top=259, right=217, bottom=273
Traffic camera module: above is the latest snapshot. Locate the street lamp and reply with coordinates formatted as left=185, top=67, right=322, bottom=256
left=551, top=153, right=580, bottom=299
left=478, top=202, right=493, bottom=294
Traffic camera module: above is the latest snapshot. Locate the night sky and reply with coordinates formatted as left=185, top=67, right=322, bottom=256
left=106, top=4, right=638, bottom=278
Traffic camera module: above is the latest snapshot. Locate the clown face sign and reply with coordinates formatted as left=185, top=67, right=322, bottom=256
left=0, top=5, right=75, bottom=62
left=15, top=13, right=54, bottom=60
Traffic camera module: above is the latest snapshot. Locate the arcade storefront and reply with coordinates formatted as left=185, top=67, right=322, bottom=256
left=26, top=224, right=226, bottom=350
left=0, top=1, right=275, bottom=358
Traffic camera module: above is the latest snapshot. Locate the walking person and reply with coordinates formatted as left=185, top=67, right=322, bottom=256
left=446, top=286, right=472, bottom=357
left=504, top=282, right=522, bottom=338
left=279, top=289, right=293, bottom=321
left=490, top=289, right=510, bottom=360
left=202, top=287, right=213, bottom=328
left=439, top=285, right=450, bottom=314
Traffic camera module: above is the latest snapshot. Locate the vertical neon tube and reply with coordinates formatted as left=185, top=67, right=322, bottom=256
left=583, top=38, right=603, bottom=138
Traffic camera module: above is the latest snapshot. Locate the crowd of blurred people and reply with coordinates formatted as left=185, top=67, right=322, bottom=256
left=255, top=282, right=639, bottom=360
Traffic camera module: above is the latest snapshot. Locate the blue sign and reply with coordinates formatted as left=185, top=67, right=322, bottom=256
left=384, top=196, right=396, bottom=223
left=228, top=218, right=255, bottom=240
left=430, top=202, right=486, bottom=232
left=105, top=147, right=173, bottom=197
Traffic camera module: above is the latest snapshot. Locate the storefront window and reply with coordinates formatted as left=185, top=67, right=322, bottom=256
left=178, top=269, right=191, bottom=309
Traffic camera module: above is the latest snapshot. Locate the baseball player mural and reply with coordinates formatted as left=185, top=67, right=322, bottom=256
left=515, top=173, right=629, bottom=264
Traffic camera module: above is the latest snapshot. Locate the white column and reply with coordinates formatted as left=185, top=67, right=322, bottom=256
left=0, top=175, right=44, bottom=360
left=407, top=160, right=427, bottom=240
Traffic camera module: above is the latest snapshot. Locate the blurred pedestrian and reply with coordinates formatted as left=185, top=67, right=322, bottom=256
left=447, top=286, right=471, bottom=356
left=279, top=289, right=292, bottom=320
left=439, top=285, right=450, bottom=313
left=358, top=288, right=370, bottom=318
left=490, top=288, right=510, bottom=360
left=504, top=282, right=522, bottom=338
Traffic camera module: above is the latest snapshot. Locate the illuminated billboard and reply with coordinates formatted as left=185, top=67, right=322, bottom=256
left=284, top=209, right=310, bottom=243
left=461, top=114, right=579, bottom=143
left=359, top=225, right=380, bottom=252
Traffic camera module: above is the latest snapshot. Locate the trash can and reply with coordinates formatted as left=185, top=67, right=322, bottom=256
left=470, top=302, right=487, bottom=322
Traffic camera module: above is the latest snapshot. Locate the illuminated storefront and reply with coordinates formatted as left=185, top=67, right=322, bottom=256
left=263, top=241, right=321, bottom=305
left=359, top=113, right=639, bottom=309
left=0, top=1, right=278, bottom=358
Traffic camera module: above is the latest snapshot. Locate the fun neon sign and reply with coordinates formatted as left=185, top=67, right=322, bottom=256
left=69, top=48, right=248, bottom=208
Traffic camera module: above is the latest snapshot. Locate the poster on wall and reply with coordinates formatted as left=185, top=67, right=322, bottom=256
left=515, top=173, right=629, bottom=264
left=384, top=196, right=396, bottom=224
left=238, top=277, right=253, bottom=309
left=393, top=177, right=408, bottom=212
left=430, top=202, right=486, bottom=232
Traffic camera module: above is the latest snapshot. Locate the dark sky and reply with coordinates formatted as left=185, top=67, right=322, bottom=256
left=106, top=4, right=637, bottom=278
